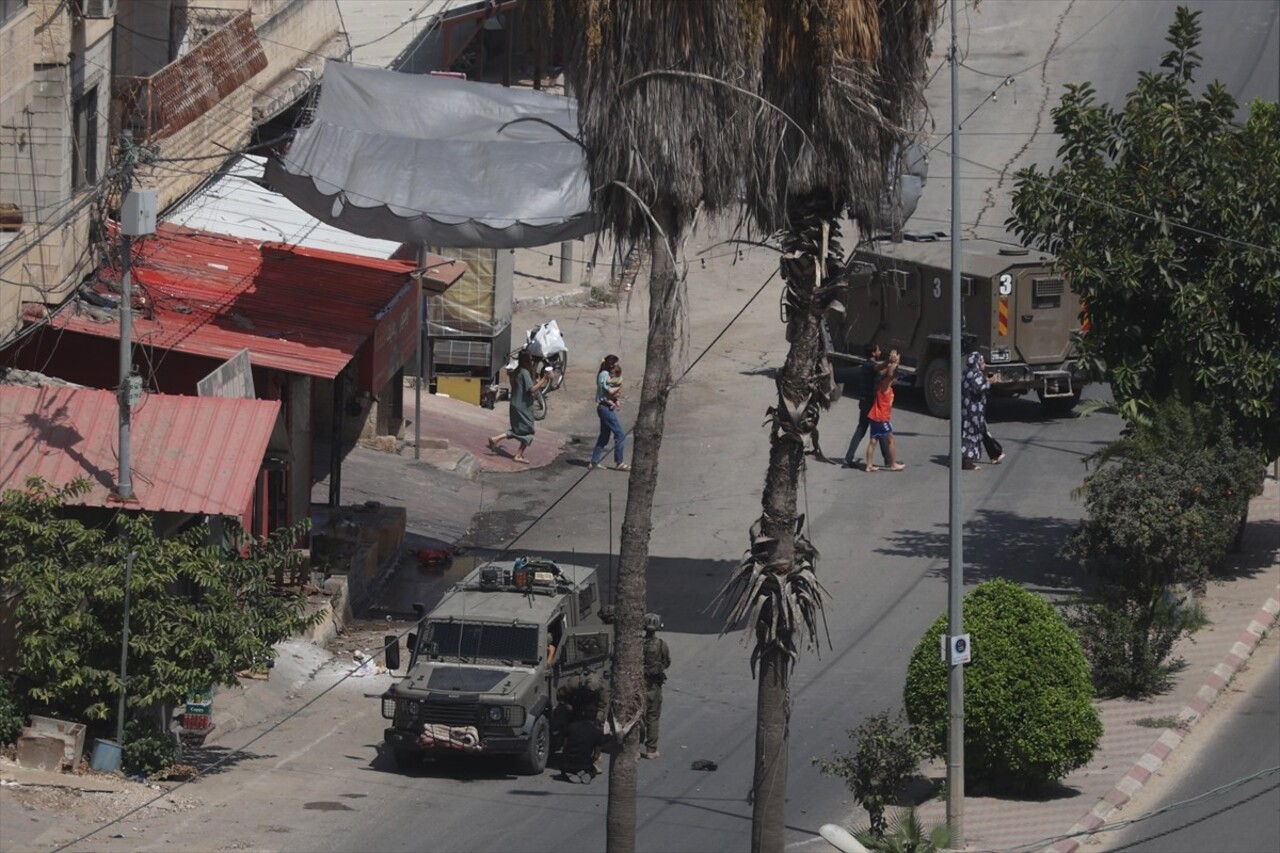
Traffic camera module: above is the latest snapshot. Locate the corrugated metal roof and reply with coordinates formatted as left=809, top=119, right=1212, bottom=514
left=45, top=225, right=420, bottom=380
left=0, top=385, right=280, bottom=517
left=162, top=159, right=466, bottom=289
left=166, top=156, right=407, bottom=260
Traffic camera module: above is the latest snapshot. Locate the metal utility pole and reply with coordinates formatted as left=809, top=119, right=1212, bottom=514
left=115, top=550, right=136, bottom=746
left=946, top=0, right=966, bottom=845
left=116, top=136, right=155, bottom=502
left=415, top=243, right=425, bottom=460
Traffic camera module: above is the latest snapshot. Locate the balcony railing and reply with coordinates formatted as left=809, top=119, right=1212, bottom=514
left=114, top=9, right=267, bottom=142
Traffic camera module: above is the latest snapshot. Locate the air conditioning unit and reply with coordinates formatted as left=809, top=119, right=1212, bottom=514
left=80, top=0, right=118, bottom=19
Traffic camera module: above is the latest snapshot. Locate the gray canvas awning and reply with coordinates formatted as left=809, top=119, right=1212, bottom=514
left=267, top=60, right=593, bottom=249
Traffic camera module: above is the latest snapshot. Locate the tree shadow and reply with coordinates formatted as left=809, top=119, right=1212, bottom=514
left=180, top=743, right=277, bottom=777
left=377, top=547, right=738, bottom=636
left=875, top=508, right=1083, bottom=592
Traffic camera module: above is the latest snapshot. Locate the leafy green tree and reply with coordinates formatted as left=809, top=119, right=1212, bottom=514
left=904, top=579, right=1101, bottom=793
left=1008, top=5, right=1280, bottom=456
left=1061, top=400, right=1263, bottom=697
left=0, top=478, right=316, bottom=728
left=814, top=711, right=925, bottom=839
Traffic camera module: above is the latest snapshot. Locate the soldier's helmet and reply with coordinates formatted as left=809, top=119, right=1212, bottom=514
left=643, top=612, right=663, bottom=632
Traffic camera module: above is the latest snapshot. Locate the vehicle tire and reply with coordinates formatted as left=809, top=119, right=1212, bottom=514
left=392, top=747, right=421, bottom=770
left=516, top=715, right=550, bottom=775
left=531, top=390, right=548, bottom=421
left=1037, top=388, right=1082, bottom=416
left=924, top=357, right=950, bottom=419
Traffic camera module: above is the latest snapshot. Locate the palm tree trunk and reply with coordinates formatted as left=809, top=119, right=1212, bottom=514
left=607, top=202, right=681, bottom=853
left=751, top=189, right=839, bottom=852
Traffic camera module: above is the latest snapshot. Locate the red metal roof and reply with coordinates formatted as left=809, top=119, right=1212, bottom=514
left=41, top=225, right=423, bottom=380
left=1, top=385, right=280, bottom=517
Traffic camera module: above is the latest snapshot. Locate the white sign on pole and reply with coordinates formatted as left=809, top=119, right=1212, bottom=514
left=197, top=348, right=255, bottom=399
left=949, top=633, right=972, bottom=666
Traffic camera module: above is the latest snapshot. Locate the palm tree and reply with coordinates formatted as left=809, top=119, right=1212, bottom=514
left=543, top=4, right=764, bottom=851
left=546, top=3, right=936, bottom=850
left=718, top=3, right=937, bottom=850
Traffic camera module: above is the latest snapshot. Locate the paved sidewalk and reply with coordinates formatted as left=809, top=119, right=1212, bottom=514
left=805, top=473, right=1279, bottom=853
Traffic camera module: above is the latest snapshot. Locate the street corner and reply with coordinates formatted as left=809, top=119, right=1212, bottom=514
left=411, top=392, right=569, bottom=474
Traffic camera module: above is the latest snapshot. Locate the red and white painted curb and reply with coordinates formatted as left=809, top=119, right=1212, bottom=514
left=1048, top=585, right=1280, bottom=853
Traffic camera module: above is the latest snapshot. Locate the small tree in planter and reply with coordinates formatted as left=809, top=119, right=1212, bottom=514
left=904, top=579, right=1101, bottom=794
left=814, top=711, right=925, bottom=839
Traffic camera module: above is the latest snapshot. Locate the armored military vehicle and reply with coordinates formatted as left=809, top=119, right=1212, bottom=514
left=380, top=557, right=611, bottom=774
left=825, top=234, right=1089, bottom=417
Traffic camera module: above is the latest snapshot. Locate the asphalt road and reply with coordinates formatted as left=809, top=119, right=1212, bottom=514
left=41, top=3, right=1275, bottom=852
left=1099, top=638, right=1280, bottom=853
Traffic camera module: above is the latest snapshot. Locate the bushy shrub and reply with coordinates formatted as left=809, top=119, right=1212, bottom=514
left=1064, top=586, right=1199, bottom=698
left=123, top=719, right=178, bottom=777
left=904, top=579, right=1101, bottom=793
left=814, top=711, right=924, bottom=838
left=0, top=677, right=24, bottom=746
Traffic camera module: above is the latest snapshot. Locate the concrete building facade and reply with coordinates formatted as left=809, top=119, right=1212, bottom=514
left=0, top=0, right=346, bottom=346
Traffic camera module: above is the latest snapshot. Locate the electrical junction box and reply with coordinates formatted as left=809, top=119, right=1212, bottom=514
left=121, top=190, right=157, bottom=236
left=125, top=375, right=143, bottom=406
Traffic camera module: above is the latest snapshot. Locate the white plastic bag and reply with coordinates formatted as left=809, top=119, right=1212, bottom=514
left=526, top=320, right=567, bottom=358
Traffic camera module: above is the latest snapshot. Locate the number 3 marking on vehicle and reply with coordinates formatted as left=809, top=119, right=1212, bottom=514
left=999, top=273, right=1013, bottom=295
left=933, top=277, right=942, bottom=298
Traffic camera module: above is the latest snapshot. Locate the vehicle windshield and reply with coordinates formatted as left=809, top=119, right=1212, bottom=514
left=423, top=621, right=540, bottom=666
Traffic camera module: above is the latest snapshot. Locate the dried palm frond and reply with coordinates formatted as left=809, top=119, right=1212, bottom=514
left=714, top=514, right=831, bottom=674
left=745, top=0, right=937, bottom=234
left=545, top=1, right=765, bottom=244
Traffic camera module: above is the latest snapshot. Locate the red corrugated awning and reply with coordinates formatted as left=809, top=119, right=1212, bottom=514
left=36, top=225, right=430, bottom=385
left=0, top=385, right=280, bottom=517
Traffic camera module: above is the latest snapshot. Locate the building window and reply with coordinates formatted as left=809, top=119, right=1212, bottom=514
left=72, top=87, right=98, bottom=190
left=1, top=0, right=29, bottom=27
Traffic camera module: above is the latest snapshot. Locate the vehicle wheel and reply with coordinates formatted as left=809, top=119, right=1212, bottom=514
left=516, top=715, right=550, bottom=775
left=1037, top=388, right=1082, bottom=416
left=531, top=391, right=548, bottom=421
left=923, top=357, right=950, bottom=419
left=392, top=747, right=421, bottom=770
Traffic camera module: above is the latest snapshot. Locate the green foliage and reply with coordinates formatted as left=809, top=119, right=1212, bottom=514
left=1008, top=6, right=1280, bottom=456
left=853, top=808, right=952, bottom=853
left=1064, top=589, right=1194, bottom=698
left=814, top=711, right=924, bottom=839
left=1061, top=401, right=1258, bottom=698
left=904, top=579, right=1101, bottom=793
left=0, top=676, right=24, bottom=746
left=0, top=478, right=319, bottom=725
left=122, top=719, right=178, bottom=777
left=1067, top=403, right=1263, bottom=593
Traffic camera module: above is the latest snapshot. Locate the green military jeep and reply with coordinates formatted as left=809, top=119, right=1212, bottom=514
left=380, top=557, right=612, bottom=774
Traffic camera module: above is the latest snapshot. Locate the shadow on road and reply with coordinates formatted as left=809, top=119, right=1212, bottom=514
left=876, top=508, right=1083, bottom=592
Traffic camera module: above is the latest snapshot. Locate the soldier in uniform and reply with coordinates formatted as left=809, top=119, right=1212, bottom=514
left=641, top=612, right=671, bottom=759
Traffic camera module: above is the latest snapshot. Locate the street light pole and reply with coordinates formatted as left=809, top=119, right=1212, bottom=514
left=946, top=0, right=966, bottom=845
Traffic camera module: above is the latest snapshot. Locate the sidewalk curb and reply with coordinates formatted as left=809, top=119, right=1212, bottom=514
left=1050, top=584, right=1280, bottom=853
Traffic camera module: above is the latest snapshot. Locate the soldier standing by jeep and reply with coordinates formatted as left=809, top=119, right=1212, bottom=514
left=641, top=613, right=671, bottom=759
